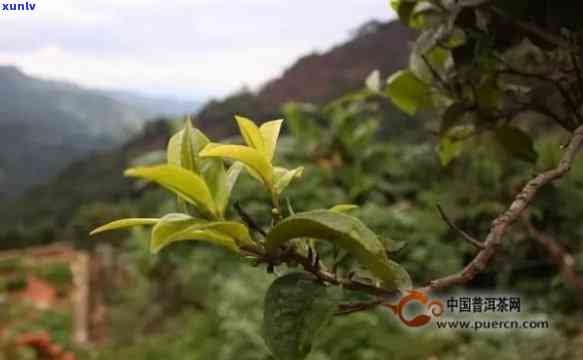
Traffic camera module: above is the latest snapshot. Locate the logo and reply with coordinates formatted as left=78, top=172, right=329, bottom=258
left=383, top=291, right=550, bottom=331
left=1, top=2, right=37, bottom=12
left=383, top=290, right=444, bottom=327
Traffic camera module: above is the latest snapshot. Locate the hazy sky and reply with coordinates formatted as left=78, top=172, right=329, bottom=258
left=0, top=0, right=395, bottom=100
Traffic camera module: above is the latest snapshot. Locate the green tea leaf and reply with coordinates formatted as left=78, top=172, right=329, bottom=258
left=266, top=210, right=412, bottom=291
left=200, top=144, right=273, bottom=188
left=494, top=126, right=538, bottom=163
left=437, top=136, right=464, bottom=166
left=235, top=115, right=267, bottom=155
left=260, top=119, right=284, bottom=161
left=390, top=0, right=416, bottom=26
left=410, top=1, right=443, bottom=29
left=273, top=166, right=304, bottom=194
left=125, top=165, right=217, bottom=218
left=214, top=162, right=244, bottom=215
left=150, top=213, right=243, bottom=253
left=386, top=70, right=432, bottom=116
left=167, top=119, right=210, bottom=172
left=263, top=272, right=336, bottom=360
left=90, top=218, right=159, bottom=236
left=201, top=159, right=228, bottom=217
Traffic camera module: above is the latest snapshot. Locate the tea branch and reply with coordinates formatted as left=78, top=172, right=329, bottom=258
left=240, top=241, right=400, bottom=313
left=522, top=214, right=583, bottom=298
left=436, top=204, right=484, bottom=249
left=424, top=124, right=583, bottom=292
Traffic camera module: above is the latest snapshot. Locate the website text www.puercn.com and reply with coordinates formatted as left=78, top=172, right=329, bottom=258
left=435, top=319, right=550, bottom=332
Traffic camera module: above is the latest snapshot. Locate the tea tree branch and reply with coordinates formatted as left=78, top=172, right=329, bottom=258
left=234, top=201, right=267, bottom=237
left=423, top=124, right=583, bottom=292
left=522, top=214, right=583, bottom=298
left=436, top=204, right=484, bottom=249
left=240, top=245, right=400, bottom=299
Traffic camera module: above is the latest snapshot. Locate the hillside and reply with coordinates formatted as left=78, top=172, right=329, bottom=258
left=0, top=20, right=415, bottom=247
left=0, top=66, right=152, bottom=197
left=196, top=21, right=415, bottom=138
left=0, top=67, right=204, bottom=199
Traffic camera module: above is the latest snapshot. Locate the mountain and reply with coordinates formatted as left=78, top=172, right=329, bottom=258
left=0, top=67, right=203, bottom=198
left=0, top=20, right=415, bottom=247
left=100, top=90, right=203, bottom=118
left=195, top=20, right=415, bottom=138
left=0, top=66, right=147, bottom=197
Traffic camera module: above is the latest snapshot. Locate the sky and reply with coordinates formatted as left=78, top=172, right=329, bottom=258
left=0, top=0, right=395, bottom=101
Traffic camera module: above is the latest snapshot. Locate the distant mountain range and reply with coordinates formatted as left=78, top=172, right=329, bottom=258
left=0, top=66, right=202, bottom=197
left=99, top=90, right=202, bottom=118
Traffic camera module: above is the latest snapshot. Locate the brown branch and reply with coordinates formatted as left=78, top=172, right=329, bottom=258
left=522, top=214, right=583, bottom=297
left=240, top=245, right=400, bottom=299
left=422, top=124, right=583, bottom=293
left=436, top=204, right=485, bottom=249
left=283, top=249, right=399, bottom=298
left=234, top=201, right=267, bottom=237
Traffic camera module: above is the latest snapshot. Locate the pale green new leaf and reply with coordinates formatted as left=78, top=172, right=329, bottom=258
left=200, top=144, right=273, bottom=187
left=263, top=273, right=336, bottom=360
left=266, top=210, right=412, bottom=291
left=200, top=221, right=255, bottom=247
left=90, top=218, right=159, bottom=236
left=260, top=119, right=284, bottom=161
left=150, top=214, right=240, bottom=253
left=225, top=162, right=244, bottom=195
left=200, top=159, right=227, bottom=216
left=215, top=162, right=244, bottom=214
left=154, top=213, right=255, bottom=248
left=437, top=136, right=464, bottom=166
left=273, top=166, right=304, bottom=194
left=125, top=165, right=217, bottom=217
left=167, top=121, right=211, bottom=212
left=329, top=204, right=359, bottom=213
left=235, top=115, right=267, bottom=155
left=386, top=69, right=432, bottom=116
left=166, top=119, right=210, bottom=172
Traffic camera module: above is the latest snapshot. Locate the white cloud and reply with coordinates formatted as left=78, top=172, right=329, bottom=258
left=0, top=0, right=396, bottom=98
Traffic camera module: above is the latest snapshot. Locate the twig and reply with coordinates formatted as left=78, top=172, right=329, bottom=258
left=239, top=244, right=400, bottom=299
left=234, top=201, right=267, bottom=237
left=421, top=54, right=451, bottom=95
left=422, top=124, right=583, bottom=293
left=284, top=249, right=399, bottom=298
left=436, top=204, right=485, bottom=249
left=522, top=214, right=583, bottom=297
